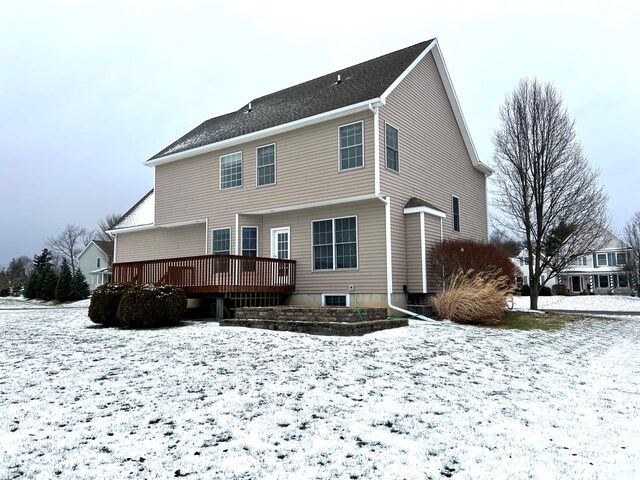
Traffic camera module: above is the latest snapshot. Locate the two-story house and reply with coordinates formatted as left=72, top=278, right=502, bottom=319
left=108, top=39, right=491, bottom=315
left=557, top=229, right=633, bottom=294
left=77, top=240, right=114, bottom=291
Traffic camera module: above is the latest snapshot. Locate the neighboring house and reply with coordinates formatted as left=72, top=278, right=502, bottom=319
left=557, top=229, right=633, bottom=294
left=108, top=39, right=491, bottom=315
left=510, top=229, right=633, bottom=295
left=77, top=241, right=114, bottom=291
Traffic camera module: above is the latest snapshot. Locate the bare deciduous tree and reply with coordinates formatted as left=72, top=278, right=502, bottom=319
left=492, top=78, right=609, bottom=309
left=95, top=213, right=122, bottom=242
left=624, top=211, right=640, bottom=292
left=47, top=224, right=88, bottom=272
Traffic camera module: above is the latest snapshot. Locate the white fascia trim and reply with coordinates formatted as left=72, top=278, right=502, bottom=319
left=246, top=193, right=379, bottom=215
left=380, top=40, right=437, bottom=104
left=404, top=206, right=447, bottom=218
left=430, top=42, right=493, bottom=176
left=107, top=224, right=155, bottom=235
left=145, top=99, right=382, bottom=167
left=157, top=219, right=206, bottom=228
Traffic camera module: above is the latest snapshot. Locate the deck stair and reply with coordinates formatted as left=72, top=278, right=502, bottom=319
left=220, top=306, right=408, bottom=336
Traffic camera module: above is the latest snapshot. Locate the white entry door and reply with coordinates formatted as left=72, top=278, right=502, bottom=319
left=270, top=227, right=290, bottom=259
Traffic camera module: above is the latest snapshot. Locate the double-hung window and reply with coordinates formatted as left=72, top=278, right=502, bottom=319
left=616, top=252, right=628, bottom=265
left=312, top=216, right=357, bottom=270
left=596, top=253, right=608, bottom=266
left=212, top=228, right=231, bottom=272
left=256, top=144, right=275, bottom=186
left=241, top=227, right=258, bottom=257
left=385, top=124, right=399, bottom=171
left=452, top=196, right=460, bottom=232
left=220, top=152, right=242, bottom=189
left=339, top=122, right=363, bottom=170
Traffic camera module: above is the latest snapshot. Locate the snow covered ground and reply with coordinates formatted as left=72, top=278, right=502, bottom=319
left=1, top=299, right=639, bottom=479
left=512, top=293, right=640, bottom=312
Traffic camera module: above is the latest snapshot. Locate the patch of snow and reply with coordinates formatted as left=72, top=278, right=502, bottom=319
left=513, top=294, right=640, bottom=312
left=1, top=308, right=639, bottom=478
left=114, top=191, right=154, bottom=229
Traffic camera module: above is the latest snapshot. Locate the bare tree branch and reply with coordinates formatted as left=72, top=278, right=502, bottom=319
left=492, top=78, right=609, bottom=308
left=47, top=224, right=88, bottom=272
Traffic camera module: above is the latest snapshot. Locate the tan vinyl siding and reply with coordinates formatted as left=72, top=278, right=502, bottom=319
left=424, top=214, right=443, bottom=293
left=115, top=224, right=206, bottom=263
left=154, top=112, right=374, bottom=228
left=380, top=51, right=488, bottom=292
left=262, top=200, right=386, bottom=294
left=404, top=213, right=422, bottom=293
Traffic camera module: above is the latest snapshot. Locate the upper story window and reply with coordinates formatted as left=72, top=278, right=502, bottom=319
left=212, top=228, right=231, bottom=254
left=257, top=144, right=275, bottom=187
left=616, top=252, right=628, bottom=265
left=596, top=253, right=608, bottom=266
left=452, top=196, right=460, bottom=232
left=96, top=258, right=101, bottom=268
left=220, top=152, right=242, bottom=189
left=241, top=227, right=258, bottom=257
left=385, top=123, right=399, bottom=172
left=312, top=216, right=357, bottom=270
left=570, top=256, right=587, bottom=266
left=339, top=121, right=363, bottom=170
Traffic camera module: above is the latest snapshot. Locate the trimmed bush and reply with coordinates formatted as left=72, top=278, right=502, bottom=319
left=117, top=284, right=187, bottom=328
left=431, top=269, right=514, bottom=325
left=539, top=285, right=552, bottom=296
left=520, top=285, right=531, bottom=296
left=552, top=284, right=567, bottom=295
left=430, top=239, right=518, bottom=288
left=88, top=282, right=134, bottom=327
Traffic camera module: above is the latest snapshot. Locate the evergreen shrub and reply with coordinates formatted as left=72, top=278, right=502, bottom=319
left=539, top=285, right=552, bottom=296
left=116, top=284, right=187, bottom=328
left=88, top=282, right=134, bottom=326
left=520, top=285, right=531, bottom=296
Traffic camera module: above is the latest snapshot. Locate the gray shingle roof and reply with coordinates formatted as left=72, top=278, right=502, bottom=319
left=150, top=40, right=434, bottom=160
left=404, top=196, right=445, bottom=213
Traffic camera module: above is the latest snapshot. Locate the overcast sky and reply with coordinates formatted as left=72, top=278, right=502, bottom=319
left=1, top=0, right=638, bottom=266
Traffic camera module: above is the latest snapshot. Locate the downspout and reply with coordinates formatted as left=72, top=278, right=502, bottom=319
left=205, top=217, right=209, bottom=254
left=370, top=102, right=429, bottom=321
left=235, top=213, right=239, bottom=255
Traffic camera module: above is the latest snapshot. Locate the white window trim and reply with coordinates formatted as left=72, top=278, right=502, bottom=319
left=596, top=253, right=608, bottom=267
left=270, top=226, right=291, bottom=259
left=321, top=293, right=350, bottom=307
left=452, top=195, right=460, bottom=232
left=384, top=122, right=400, bottom=173
left=256, top=143, right=276, bottom=187
left=338, top=120, right=365, bottom=172
left=219, top=151, right=243, bottom=190
left=241, top=226, right=259, bottom=256
left=311, top=215, right=359, bottom=272
left=211, top=227, right=232, bottom=254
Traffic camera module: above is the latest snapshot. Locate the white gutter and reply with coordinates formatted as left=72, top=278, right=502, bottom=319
left=420, top=211, right=427, bottom=293
left=107, top=224, right=155, bottom=235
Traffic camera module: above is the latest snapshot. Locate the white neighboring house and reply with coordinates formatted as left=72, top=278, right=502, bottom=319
left=511, top=250, right=556, bottom=289
left=557, top=230, right=633, bottom=295
left=77, top=241, right=114, bottom=291
left=511, top=229, right=633, bottom=295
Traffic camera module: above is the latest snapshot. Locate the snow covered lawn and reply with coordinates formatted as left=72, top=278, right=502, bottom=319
left=512, top=293, right=640, bottom=312
left=1, top=301, right=639, bottom=479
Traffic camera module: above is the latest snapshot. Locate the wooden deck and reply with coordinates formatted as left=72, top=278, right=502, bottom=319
left=112, top=254, right=296, bottom=294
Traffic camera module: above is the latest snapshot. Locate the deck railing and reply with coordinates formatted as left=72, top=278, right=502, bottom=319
left=112, top=254, right=296, bottom=294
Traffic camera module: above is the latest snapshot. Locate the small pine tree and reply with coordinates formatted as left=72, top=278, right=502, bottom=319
left=69, top=268, right=90, bottom=300
left=39, top=266, right=58, bottom=301
left=55, top=259, right=72, bottom=301
left=23, top=270, right=41, bottom=299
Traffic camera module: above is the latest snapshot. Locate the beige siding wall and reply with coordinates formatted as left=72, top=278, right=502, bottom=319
left=405, top=213, right=422, bottom=292
left=154, top=112, right=375, bottom=231
left=262, top=200, right=386, bottom=294
left=116, top=224, right=206, bottom=263
left=379, top=51, right=488, bottom=292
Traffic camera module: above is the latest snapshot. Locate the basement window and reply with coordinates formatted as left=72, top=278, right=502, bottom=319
left=322, top=294, right=349, bottom=307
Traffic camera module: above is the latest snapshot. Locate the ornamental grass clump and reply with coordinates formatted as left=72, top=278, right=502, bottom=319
left=116, top=284, right=187, bottom=328
left=431, top=269, right=514, bottom=325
